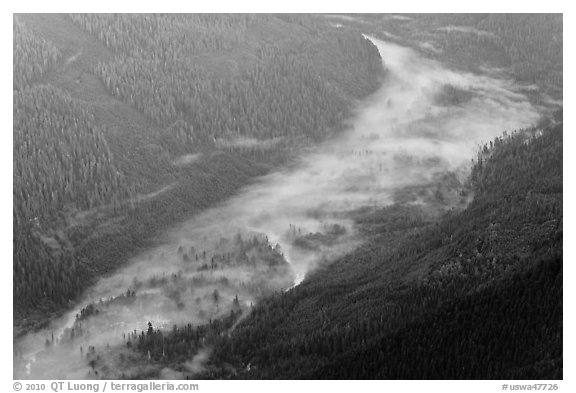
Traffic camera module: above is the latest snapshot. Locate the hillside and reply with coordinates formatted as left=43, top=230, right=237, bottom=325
left=201, top=114, right=562, bottom=379
left=13, top=13, right=562, bottom=381
left=13, top=14, right=384, bottom=333
left=338, top=13, right=562, bottom=108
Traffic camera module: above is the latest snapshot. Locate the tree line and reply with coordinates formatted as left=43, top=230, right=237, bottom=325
left=198, top=115, right=563, bottom=379
left=13, top=17, right=60, bottom=91
left=73, top=14, right=383, bottom=154
left=13, top=21, right=133, bottom=320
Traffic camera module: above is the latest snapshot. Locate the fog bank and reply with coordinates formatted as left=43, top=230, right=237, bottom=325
left=14, top=38, right=541, bottom=379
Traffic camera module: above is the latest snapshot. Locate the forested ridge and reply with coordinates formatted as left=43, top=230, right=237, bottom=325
left=360, top=13, right=562, bottom=106
left=437, top=14, right=562, bottom=91
left=13, top=19, right=133, bottom=317
left=72, top=113, right=562, bottom=380
left=14, top=85, right=132, bottom=224
left=197, top=115, right=562, bottom=379
left=13, top=13, right=562, bottom=381
left=13, top=14, right=383, bottom=332
left=13, top=19, right=60, bottom=91
left=73, top=14, right=382, bottom=147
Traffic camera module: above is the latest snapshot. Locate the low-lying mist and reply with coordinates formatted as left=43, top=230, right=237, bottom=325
left=14, top=38, right=542, bottom=379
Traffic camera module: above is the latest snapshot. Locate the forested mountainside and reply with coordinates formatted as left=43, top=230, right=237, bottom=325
left=418, top=14, right=562, bottom=91
left=13, top=14, right=383, bottom=333
left=13, top=19, right=60, bottom=91
left=355, top=13, right=562, bottom=105
left=61, top=111, right=561, bottom=380
left=114, top=15, right=563, bottom=380
left=72, top=14, right=382, bottom=143
left=13, top=13, right=562, bottom=381
left=200, top=112, right=562, bottom=379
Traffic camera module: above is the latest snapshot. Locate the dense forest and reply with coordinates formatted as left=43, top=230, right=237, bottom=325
left=426, top=14, right=562, bottom=91
left=45, top=113, right=562, bottom=380
left=13, top=231, right=295, bottom=379
left=13, top=20, right=133, bottom=316
left=13, top=13, right=562, bottom=380
left=13, top=19, right=60, bottom=91
left=13, top=14, right=383, bottom=332
left=359, top=13, right=562, bottom=106
left=198, top=113, right=562, bottom=379
left=74, top=14, right=382, bottom=148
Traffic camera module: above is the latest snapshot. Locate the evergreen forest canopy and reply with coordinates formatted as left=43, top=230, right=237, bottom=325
left=13, top=14, right=382, bottom=329
left=355, top=13, right=562, bottom=106
left=203, top=116, right=562, bottom=379
left=13, top=13, right=562, bottom=380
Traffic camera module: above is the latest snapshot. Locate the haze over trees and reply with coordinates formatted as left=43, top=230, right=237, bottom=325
left=362, top=13, right=562, bottom=104
left=13, top=19, right=60, bottom=91
left=72, top=14, right=382, bottom=149
left=200, top=117, right=562, bottom=379
left=13, top=13, right=382, bottom=330
left=13, top=13, right=562, bottom=380
left=14, top=20, right=132, bottom=315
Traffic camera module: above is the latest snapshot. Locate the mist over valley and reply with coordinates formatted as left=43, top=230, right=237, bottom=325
left=13, top=13, right=562, bottom=380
